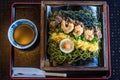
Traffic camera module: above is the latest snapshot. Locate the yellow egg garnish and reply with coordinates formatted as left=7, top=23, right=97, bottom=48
left=51, top=32, right=99, bottom=52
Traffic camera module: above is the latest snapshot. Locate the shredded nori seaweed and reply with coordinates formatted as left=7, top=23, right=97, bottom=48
left=61, top=9, right=101, bottom=27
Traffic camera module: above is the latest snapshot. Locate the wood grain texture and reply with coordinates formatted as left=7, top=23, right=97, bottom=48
left=41, top=1, right=109, bottom=71
left=12, top=5, right=41, bottom=68
left=0, top=0, right=111, bottom=80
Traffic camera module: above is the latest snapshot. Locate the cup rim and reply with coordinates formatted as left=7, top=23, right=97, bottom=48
left=8, top=19, right=38, bottom=49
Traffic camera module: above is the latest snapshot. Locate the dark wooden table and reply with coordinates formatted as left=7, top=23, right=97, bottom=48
left=0, top=0, right=120, bottom=80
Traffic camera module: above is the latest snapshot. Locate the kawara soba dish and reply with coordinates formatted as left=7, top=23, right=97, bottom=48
left=47, top=9, right=102, bottom=66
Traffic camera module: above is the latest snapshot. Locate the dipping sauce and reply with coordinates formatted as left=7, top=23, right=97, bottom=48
left=13, top=24, right=34, bottom=46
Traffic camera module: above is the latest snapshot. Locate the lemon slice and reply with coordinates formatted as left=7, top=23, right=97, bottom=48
left=59, top=39, right=74, bottom=53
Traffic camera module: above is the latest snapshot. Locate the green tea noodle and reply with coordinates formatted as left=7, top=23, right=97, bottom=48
left=48, top=40, right=99, bottom=65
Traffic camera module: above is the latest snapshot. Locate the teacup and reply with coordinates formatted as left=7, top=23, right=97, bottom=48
left=8, top=19, right=38, bottom=49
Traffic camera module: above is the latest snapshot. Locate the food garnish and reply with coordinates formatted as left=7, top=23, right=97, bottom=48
left=48, top=9, right=102, bottom=65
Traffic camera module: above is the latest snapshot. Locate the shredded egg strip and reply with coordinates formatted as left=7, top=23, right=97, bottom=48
left=50, top=32, right=99, bottom=52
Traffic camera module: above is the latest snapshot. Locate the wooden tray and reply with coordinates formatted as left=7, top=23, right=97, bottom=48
left=10, top=1, right=111, bottom=79
left=41, top=1, right=110, bottom=72
left=11, top=3, right=41, bottom=68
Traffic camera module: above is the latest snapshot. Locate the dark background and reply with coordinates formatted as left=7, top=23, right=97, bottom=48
left=0, top=0, right=120, bottom=80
